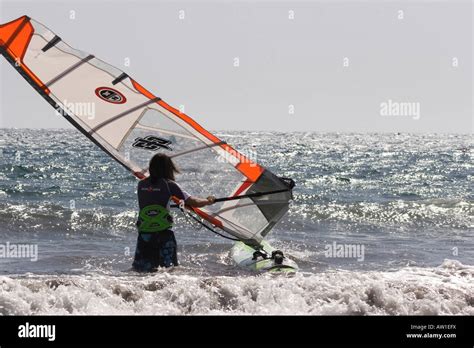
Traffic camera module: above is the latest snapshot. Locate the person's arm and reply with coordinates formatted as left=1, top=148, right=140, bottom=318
left=168, top=181, right=215, bottom=208
left=185, top=196, right=216, bottom=208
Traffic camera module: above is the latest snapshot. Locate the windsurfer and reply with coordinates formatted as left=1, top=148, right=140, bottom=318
left=132, top=153, right=215, bottom=272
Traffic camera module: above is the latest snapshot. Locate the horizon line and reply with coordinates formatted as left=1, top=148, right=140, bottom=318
left=0, top=126, right=472, bottom=135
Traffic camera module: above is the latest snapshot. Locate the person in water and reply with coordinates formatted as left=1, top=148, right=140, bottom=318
left=132, top=153, right=215, bottom=272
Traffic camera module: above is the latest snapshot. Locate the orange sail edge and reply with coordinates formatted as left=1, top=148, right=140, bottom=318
left=169, top=196, right=224, bottom=228
left=0, top=15, right=29, bottom=41
left=0, top=15, right=50, bottom=94
left=192, top=208, right=223, bottom=228
left=133, top=171, right=146, bottom=179
left=0, top=15, right=31, bottom=58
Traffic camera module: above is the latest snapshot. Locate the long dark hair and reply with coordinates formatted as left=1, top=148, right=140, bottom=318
left=148, top=153, right=180, bottom=183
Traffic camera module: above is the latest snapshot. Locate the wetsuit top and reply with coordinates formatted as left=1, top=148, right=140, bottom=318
left=137, top=178, right=190, bottom=232
left=137, top=177, right=190, bottom=210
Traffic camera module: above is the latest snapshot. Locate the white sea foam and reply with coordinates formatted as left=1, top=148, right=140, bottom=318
left=0, top=260, right=472, bottom=315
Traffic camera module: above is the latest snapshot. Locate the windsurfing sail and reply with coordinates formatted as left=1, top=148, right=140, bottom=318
left=0, top=15, right=294, bottom=246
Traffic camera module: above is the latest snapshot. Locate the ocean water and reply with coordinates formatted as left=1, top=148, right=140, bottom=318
left=0, top=129, right=472, bottom=315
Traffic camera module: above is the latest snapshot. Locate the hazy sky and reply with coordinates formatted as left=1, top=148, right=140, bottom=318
left=0, top=0, right=472, bottom=132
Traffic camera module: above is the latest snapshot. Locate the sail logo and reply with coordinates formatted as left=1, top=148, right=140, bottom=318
left=132, top=136, right=173, bottom=151
left=95, top=87, right=127, bottom=104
